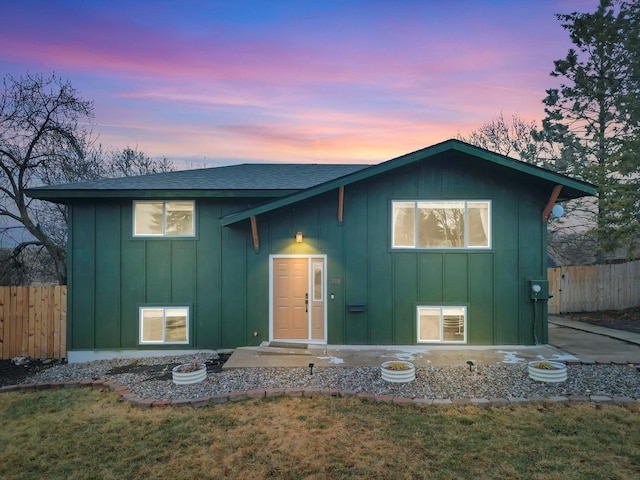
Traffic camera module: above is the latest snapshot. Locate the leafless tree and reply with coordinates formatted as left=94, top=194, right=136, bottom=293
left=457, top=112, right=556, bottom=167
left=105, top=145, right=173, bottom=177
left=0, top=73, right=98, bottom=284
left=0, top=73, right=175, bottom=284
left=458, top=112, right=601, bottom=265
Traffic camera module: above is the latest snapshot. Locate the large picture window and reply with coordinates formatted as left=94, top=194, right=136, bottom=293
left=140, top=307, right=189, bottom=344
left=417, top=306, right=466, bottom=343
left=392, top=200, right=490, bottom=249
left=134, top=201, right=195, bottom=237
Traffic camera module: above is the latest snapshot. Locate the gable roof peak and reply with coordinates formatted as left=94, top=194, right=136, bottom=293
left=220, top=138, right=597, bottom=226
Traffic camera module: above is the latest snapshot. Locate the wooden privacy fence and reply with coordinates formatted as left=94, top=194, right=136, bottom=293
left=0, top=286, right=67, bottom=360
left=548, top=260, right=640, bottom=314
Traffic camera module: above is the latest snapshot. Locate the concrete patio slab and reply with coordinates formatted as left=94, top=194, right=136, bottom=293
left=223, top=316, right=640, bottom=369
left=223, top=343, right=574, bottom=370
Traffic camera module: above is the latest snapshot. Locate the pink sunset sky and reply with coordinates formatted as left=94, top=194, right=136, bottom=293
left=2, top=0, right=598, bottom=167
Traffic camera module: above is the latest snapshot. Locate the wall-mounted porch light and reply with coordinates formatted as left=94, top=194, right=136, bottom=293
left=295, top=232, right=304, bottom=243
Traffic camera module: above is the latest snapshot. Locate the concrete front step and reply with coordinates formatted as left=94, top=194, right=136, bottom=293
left=256, top=341, right=312, bottom=356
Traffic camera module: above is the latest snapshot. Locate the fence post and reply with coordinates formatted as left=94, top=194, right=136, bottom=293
left=547, top=267, right=560, bottom=314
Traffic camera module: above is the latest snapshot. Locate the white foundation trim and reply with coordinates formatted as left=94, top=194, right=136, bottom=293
left=67, top=349, right=224, bottom=363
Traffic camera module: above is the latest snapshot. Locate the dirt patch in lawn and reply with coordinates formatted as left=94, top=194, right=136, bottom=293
left=105, top=353, right=231, bottom=381
left=0, top=353, right=231, bottom=387
left=565, top=306, right=640, bottom=334
left=0, top=358, right=66, bottom=387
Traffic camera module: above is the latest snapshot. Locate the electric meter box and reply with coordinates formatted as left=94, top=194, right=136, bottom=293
left=527, top=278, right=550, bottom=301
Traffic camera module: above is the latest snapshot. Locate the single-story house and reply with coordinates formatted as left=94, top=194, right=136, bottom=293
left=27, top=139, right=596, bottom=361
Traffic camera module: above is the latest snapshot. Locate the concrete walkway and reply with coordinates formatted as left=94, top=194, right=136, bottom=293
left=224, top=316, right=640, bottom=369
left=549, top=315, right=640, bottom=346
left=548, top=315, right=640, bottom=364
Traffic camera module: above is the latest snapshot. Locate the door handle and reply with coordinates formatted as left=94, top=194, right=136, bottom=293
left=305, top=293, right=308, bottom=312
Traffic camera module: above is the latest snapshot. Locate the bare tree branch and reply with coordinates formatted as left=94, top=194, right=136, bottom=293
left=0, top=73, right=177, bottom=284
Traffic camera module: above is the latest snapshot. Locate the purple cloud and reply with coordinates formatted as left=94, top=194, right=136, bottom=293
left=1, top=0, right=599, bottom=165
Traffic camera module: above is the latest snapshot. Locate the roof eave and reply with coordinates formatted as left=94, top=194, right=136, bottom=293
left=25, top=188, right=300, bottom=202
left=220, top=139, right=597, bottom=226
left=452, top=142, right=597, bottom=197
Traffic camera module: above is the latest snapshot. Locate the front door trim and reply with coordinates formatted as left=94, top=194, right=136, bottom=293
left=269, top=254, right=327, bottom=344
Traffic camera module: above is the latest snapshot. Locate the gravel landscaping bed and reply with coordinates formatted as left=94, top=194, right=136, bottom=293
left=18, top=353, right=640, bottom=402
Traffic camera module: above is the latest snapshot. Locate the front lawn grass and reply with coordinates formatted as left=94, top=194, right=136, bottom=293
left=1, top=388, right=639, bottom=479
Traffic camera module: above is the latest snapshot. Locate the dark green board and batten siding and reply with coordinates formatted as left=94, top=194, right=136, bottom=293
left=67, top=158, right=549, bottom=351
left=68, top=198, right=249, bottom=351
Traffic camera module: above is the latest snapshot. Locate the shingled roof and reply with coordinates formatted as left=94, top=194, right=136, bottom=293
left=26, top=140, right=597, bottom=208
left=26, top=163, right=370, bottom=201
left=220, top=140, right=598, bottom=226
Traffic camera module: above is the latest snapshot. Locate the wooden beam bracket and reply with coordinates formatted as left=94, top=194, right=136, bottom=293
left=542, top=185, right=563, bottom=222
left=250, top=216, right=259, bottom=252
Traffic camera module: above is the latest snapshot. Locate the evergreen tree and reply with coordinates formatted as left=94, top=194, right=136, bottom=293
left=542, top=0, right=639, bottom=258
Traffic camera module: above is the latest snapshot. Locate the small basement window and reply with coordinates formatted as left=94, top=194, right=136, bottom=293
left=134, top=200, right=195, bottom=237
left=139, top=307, right=189, bottom=344
left=417, top=306, right=466, bottom=343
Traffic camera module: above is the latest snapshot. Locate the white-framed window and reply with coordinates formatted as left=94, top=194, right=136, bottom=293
left=134, top=200, right=195, bottom=237
left=392, top=200, right=490, bottom=249
left=139, top=307, right=189, bottom=344
left=417, top=306, right=466, bottom=343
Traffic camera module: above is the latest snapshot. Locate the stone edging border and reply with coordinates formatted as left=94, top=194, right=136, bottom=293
left=1, top=379, right=638, bottom=409
left=2, top=357, right=640, bottom=409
